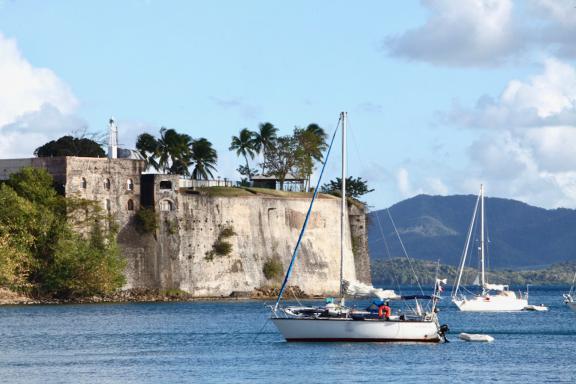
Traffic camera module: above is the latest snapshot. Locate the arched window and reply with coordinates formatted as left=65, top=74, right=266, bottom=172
left=127, top=199, right=134, bottom=211
left=159, top=180, right=172, bottom=190
left=104, top=178, right=111, bottom=190
left=81, top=177, right=87, bottom=189
left=160, top=200, right=173, bottom=212
left=127, top=179, right=134, bottom=191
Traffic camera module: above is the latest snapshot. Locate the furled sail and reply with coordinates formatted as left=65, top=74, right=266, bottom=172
left=343, top=280, right=400, bottom=300
left=483, top=283, right=507, bottom=291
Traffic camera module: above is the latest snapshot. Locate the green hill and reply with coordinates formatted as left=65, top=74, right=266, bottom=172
left=368, top=194, right=576, bottom=269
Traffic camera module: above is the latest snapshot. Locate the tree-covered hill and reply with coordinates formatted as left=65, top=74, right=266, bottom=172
left=368, top=194, right=576, bottom=269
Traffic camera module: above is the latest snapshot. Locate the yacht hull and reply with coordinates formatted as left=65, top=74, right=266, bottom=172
left=567, top=302, right=576, bottom=311
left=272, top=317, right=442, bottom=342
left=453, top=296, right=528, bottom=312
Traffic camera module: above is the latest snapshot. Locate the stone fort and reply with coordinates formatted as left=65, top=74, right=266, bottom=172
left=0, top=128, right=370, bottom=297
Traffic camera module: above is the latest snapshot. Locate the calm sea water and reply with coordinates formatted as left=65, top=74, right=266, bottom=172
left=0, top=286, right=574, bottom=384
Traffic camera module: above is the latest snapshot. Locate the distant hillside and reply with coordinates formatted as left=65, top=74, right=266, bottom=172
left=371, top=258, right=576, bottom=286
left=368, top=194, right=576, bottom=269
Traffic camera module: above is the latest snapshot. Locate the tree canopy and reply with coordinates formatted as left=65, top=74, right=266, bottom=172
left=321, top=176, right=374, bottom=199
left=34, top=136, right=105, bottom=158
left=136, top=128, right=218, bottom=177
left=0, top=167, right=125, bottom=298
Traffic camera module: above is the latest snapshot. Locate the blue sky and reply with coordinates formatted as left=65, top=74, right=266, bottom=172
left=0, top=1, right=575, bottom=209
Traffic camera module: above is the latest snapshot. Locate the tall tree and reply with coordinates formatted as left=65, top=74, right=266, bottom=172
left=229, top=128, right=258, bottom=177
left=262, top=135, right=300, bottom=190
left=294, top=124, right=328, bottom=191
left=34, top=136, right=105, bottom=158
left=136, top=128, right=193, bottom=175
left=253, top=122, right=278, bottom=174
left=136, top=133, right=160, bottom=171
left=191, top=138, right=218, bottom=180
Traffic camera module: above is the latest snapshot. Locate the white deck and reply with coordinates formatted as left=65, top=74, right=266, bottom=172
left=453, top=294, right=528, bottom=312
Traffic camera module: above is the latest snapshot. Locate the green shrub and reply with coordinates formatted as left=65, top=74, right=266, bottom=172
left=263, top=258, right=283, bottom=280
left=205, top=225, right=235, bottom=261
left=213, top=239, right=232, bottom=256
left=134, top=207, right=157, bottom=234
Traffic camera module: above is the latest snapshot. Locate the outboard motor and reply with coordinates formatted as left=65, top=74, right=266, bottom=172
left=439, top=324, right=450, bottom=343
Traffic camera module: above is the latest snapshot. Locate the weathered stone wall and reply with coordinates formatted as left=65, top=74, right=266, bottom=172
left=120, top=179, right=370, bottom=297
left=64, top=157, right=146, bottom=227
left=348, top=203, right=372, bottom=285
left=0, top=157, right=146, bottom=229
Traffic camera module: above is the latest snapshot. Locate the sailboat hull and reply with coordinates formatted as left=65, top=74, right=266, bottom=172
left=567, top=302, right=576, bottom=311
left=453, top=296, right=528, bottom=312
left=272, top=317, right=442, bottom=342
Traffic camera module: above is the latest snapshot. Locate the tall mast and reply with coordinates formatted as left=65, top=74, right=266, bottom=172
left=339, top=112, right=347, bottom=297
left=480, top=184, right=486, bottom=288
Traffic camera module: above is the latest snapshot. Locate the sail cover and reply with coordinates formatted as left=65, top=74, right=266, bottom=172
left=484, top=283, right=507, bottom=291
left=344, top=280, right=400, bottom=300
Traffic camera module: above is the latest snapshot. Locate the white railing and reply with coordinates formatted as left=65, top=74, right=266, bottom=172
left=178, top=178, right=235, bottom=189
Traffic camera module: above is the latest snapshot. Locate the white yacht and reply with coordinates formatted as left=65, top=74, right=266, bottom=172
left=271, top=112, right=448, bottom=342
left=452, top=185, right=528, bottom=312
left=563, top=272, right=576, bottom=311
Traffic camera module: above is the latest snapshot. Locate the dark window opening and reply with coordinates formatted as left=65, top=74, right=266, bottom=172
left=159, top=180, right=172, bottom=190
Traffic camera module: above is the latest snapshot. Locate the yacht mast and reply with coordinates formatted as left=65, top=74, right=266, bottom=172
left=480, top=184, right=486, bottom=289
left=339, top=112, right=347, bottom=298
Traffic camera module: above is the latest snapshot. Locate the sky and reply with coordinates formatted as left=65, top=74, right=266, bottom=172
left=0, top=0, right=575, bottom=210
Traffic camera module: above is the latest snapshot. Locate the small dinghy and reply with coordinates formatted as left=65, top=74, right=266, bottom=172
left=524, top=304, right=548, bottom=311
left=459, top=333, right=494, bottom=342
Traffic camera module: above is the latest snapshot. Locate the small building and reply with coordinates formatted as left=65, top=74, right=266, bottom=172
left=250, top=173, right=306, bottom=192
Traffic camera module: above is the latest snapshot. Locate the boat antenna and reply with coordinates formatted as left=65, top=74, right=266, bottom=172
left=340, top=111, right=347, bottom=298
left=273, top=115, right=341, bottom=311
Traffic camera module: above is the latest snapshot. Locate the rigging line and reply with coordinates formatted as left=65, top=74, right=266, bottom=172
left=273, top=116, right=341, bottom=311
left=386, top=208, right=425, bottom=296
left=374, top=211, right=402, bottom=295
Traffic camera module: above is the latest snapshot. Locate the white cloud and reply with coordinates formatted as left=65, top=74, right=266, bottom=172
left=385, top=0, right=576, bottom=67
left=441, top=58, right=576, bottom=208
left=0, top=33, right=84, bottom=158
left=385, top=0, right=519, bottom=67
left=396, top=167, right=425, bottom=197
left=443, top=58, right=576, bottom=133
left=0, top=33, right=78, bottom=126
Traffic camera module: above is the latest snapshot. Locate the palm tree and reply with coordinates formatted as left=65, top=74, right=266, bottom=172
left=136, top=128, right=193, bottom=175
left=296, top=124, right=328, bottom=191
left=136, top=133, right=160, bottom=171
left=191, top=138, right=218, bottom=180
left=229, top=128, right=258, bottom=175
left=304, top=123, right=327, bottom=162
left=253, top=122, right=278, bottom=174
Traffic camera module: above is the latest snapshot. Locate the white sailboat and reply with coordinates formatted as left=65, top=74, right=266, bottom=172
left=452, top=185, right=528, bottom=312
left=271, top=112, right=448, bottom=342
left=563, top=272, right=576, bottom=311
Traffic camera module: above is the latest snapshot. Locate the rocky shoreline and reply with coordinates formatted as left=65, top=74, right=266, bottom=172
left=0, top=286, right=313, bottom=306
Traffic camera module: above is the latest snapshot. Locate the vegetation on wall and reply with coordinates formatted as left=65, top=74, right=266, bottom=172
left=205, top=225, right=236, bottom=261
left=263, top=258, right=283, bottom=281
left=134, top=207, right=158, bottom=234
left=0, top=167, right=125, bottom=298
